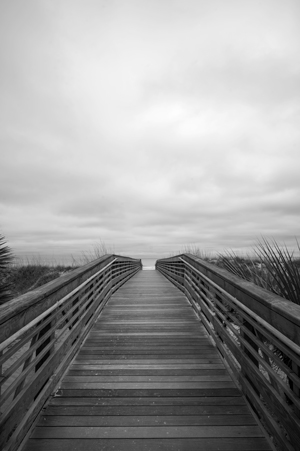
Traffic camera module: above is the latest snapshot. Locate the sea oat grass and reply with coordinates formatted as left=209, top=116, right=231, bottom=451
left=4, top=240, right=115, bottom=299
left=0, top=233, right=14, bottom=304
left=183, top=238, right=300, bottom=305
left=7, top=261, right=78, bottom=297
left=254, top=238, right=300, bottom=305
left=218, top=238, right=300, bottom=305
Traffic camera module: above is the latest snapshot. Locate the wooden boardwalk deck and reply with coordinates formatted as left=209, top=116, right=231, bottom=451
left=23, top=270, right=272, bottom=451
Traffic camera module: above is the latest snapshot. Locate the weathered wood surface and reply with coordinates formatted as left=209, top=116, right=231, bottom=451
left=1, top=257, right=141, bottom=451
left=23, top=270, right=272, bottom=451
left=157, top=255, right=300, bottom=451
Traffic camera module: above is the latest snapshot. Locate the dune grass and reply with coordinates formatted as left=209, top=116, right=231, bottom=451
left=181, top=245, right=213, bottom=261
left=254, top=238, right=300, bottom=305
left=186, top=238, right=300, bottom=305
left=0, top=233, right=14, bottom=304
left=6, top=262, right=77, bottom=298
left=0, top=239, right=116, bottom=301
left=72, top=240, right=116, bottom=266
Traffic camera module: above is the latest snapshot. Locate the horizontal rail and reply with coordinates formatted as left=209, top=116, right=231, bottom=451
left=156, top=254, right=300, bottom=451
left=0, top=259, right=117, bottom=353
left=0, top=254, right=142, bottom=451
left=180, top=257, right=300, bottom=359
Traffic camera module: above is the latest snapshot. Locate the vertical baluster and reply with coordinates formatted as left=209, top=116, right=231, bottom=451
left=14, top=334, right=39, bottom=398
left=35, top=316, right=54, bottom=372
left=240, top=319, right=260, bottom=403
left=292, top=361, right=300, bottom=417
left=0, top=350, right=3, bottom=397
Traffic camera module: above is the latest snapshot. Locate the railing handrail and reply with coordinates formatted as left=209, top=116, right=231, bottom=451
left=178, top=256, right=300, bottom=357
left=0, top=258, right=118, bottom=352
left=158, top=253, right=300, bottom=346
left=156, top=253, right=300, bottom=451
left=0, top=254, right=142, bottom=451
left=1, top=255, right=112, bottom=318
left=0, top=254, right=140, bottom=343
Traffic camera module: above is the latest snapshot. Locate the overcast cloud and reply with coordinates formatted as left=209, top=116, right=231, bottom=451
left=1, top=0, right=300, bottom=262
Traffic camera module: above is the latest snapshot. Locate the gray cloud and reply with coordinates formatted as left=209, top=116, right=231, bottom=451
left=1, top=0, right=300, bottom=261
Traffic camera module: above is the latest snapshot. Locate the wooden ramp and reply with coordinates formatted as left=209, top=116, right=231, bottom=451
left=23, top=270, right=272, bottom=451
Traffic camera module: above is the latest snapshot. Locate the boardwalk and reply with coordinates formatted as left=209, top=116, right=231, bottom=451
left=23, top=270, right=272, bottom=450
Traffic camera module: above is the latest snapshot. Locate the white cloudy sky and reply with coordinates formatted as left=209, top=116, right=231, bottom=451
left=1, top=0, right=300, bottom=262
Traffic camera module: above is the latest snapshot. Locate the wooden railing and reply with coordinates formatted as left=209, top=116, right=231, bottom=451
left=156, top=254, right=300, bottom=451
left=0, top=255, right=141, bottom=451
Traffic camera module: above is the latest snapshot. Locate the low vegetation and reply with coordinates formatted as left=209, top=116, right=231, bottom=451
left=185, top=238, right=300, bottom=305
left=0, top=238, right=116, bottom=302
left=3, top=233, right=300, bottom=305
left=6, top=262, right=77, bottom=298
left=74, top=240, right=115, bottom=265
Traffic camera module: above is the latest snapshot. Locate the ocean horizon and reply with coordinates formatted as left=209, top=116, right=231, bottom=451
left=141, top=257, right=157, bottom=270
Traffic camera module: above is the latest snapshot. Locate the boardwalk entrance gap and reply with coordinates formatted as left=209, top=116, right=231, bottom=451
left=1, top=254, right=300, bottom=451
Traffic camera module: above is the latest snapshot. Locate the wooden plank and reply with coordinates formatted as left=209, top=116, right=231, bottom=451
left=49, top=396, right=246, bottom=406
left=67, top=369, right=229, bottom=376
left=23, top=437, right=273, bottom=451
left=63, top=375, right=232, bottom=382
left=51, top=388, right=243, bottom=397
left=89, top=333, right=207, bottom=336
left=79, top=345, right=216, bottom=348
left=69, top=364, right=225, bottom=369
left=74, top=358, right=222, bottom=363
left=84, top=340, right=210, bottom=345
left=38, top=414, right=256, bottom=426
left=73, top=358, right=222, bottom=363
left=44, top=405, right=251, bottom=415
left=78, top=349, right=216, bottom=354
left=31, top=425, right=264, bottom=438
left=60, top=382, right=236, bottom=389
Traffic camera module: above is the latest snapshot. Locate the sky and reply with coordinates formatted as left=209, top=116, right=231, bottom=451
left=1, top=0, right=300, bottom=263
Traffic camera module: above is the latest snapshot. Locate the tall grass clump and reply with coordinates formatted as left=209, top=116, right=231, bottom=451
left=8, top=261, right=77, bottom=297
left=255, top=238, right=300, bottom=305
left=182, top=238, right=300, bottom=304
left=0, top=239, right=116, bottom=301
left=217, top=250, right=274, bottom=290
left=219, top=238, right=300, bottom=305
left=0, top=233, right=14, bottom=304
left=174, top=245, right=213, bottom=261
left=72, top=240, right=116, bottom=265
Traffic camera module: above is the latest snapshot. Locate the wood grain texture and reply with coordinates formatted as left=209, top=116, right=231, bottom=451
left=23, top=270, right=272, bottom=451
